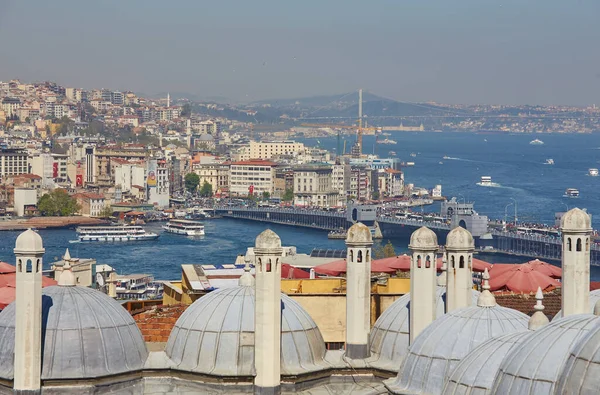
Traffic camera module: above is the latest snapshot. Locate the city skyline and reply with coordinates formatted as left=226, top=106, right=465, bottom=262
left=1, top=0, right=600, bottom=106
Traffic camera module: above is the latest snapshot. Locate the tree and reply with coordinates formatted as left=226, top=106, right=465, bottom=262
left=199, top=181, right=213, bottom=197
left=98, top=206, right=114, bottom=219
left=37, top=189, right=81, bottom=217
left=372, top=191, right=380, bottom=200
left=184, top=173, right=200, bottom=193
left=282, top=189, right=294, bottom=202
left=373, top=240, right=396, bottom=259
left=262, top=191, right=270, bottom=200
left=181, top=103, right=192, bottom=117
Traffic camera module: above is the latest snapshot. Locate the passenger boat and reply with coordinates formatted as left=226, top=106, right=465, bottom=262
left=476, top=176, right=500, bottom=187
left=76, top=225, right=159, bottom=242
left=545, top=159, right=555, bottom=165
left=589, top=168, right=599, bottom=177
left=162, top=219, right=205, bottom=236
left=530, top=139, right=544, bottom=145
left=377, top=139, right=397, bottom=145
left=564, top=188, right=580, bottom=198
left=388, top=151, right=397, bottom=156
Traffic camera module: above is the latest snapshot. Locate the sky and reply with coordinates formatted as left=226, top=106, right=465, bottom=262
left=0, top=0, right=599, bottom=106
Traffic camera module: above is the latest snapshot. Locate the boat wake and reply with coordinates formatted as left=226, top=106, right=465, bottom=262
left=476, top=182, right=502, bottom=188
left=68, top=240, right=80, bottom=244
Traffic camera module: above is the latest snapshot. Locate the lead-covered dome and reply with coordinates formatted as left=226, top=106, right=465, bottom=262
left=385, top=304, right=529, bottom=394
left=369, top=287, right=479, bottom=372
left=0, top=286, right=148, bottom=380
left=443, top=331, right=530, bottom=395
left=560, top=207, right=592, bottom=232
left=165, top=285, right=327, bottom=376
left=556, top=315, right=600, bottom=394
left=491, top=314, right=600, bottom=395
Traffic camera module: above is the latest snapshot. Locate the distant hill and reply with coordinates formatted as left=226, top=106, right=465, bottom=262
left=250, top=91, right=386, bottom=108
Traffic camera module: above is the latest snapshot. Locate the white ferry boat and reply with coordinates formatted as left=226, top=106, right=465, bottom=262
left=530, top=139, right=544, bottom=145
left=76, top=225, right=159, bottom=242
left=476, top=176, right=500, bottom=187
left=564, top=188, right=580, bottom=198
left=545, top=159, right=555, bottom=165
left=377, top=138, right=397, bottom=145
left=162, top=219, right=205, bottom=236
left=589, top=168, right=599, bottom=177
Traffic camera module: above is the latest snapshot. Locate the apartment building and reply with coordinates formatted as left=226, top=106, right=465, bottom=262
left=292, top=164, right=339, bottom=208
left=0, top=148, right=29, bottom=179
left=229, top=160, right=277, bottom=197
left=194, top=162, right=230, bottom=194
left=249, top=141, right=305, bottom=160
left=378, top=168, right=404, bottom=198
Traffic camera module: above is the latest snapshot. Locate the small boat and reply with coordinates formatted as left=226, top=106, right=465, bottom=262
left=589, top=168, right=599, bottom=177
left=439, top=161, right=443, bottom=165
left=410, top=153, right=417, bottom=157
left=476, top=176, right=500, bottom=187
left=443, top=156, right=451, bottom=160
left=328, top=229, right=347, bottom=239
left=545, top=159, right=554, bottom=165
left=530, top=139, right=544, bottom=145
left=564, top=188, right=580, bottom=198
left=377, top=139, right=397, bottom=145
left=76, top=225, right=159, bottom=242
left=405, top=162, right=415, bottom=166
left=163, top=219, right=205, bottom=236
left=388, top=151, right=397, bottom=156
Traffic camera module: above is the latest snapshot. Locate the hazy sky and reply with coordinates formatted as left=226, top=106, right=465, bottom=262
left=1, top=0, right=599, bottom=105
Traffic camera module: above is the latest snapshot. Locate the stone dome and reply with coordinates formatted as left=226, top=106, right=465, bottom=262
left=553, top=289, right=600, bottom=320
left=255, top=229, right=282, bottom=250
left=491, top=314, right=600, bottom=395
left=346, top=222, right=372, bottom=244
left=165, top=285, right=327, bottom=376
left=445, top=226, right=474, bottom=251
left=560, top=207, right=592, bottom=232
left=409, top=226, right=438, bottom=250
left=14, top=229, right=44, bottom=253
left=443, top=331, right=530, bottom=395
left=385, top=304, right=529, bottom=394
left=556, top=315, right=600, bottom=394
left=198, top=133, right=214, bottom=141
left=369, top=287, right=479, bottom=372
left=0, top=286, right=148, bottom=380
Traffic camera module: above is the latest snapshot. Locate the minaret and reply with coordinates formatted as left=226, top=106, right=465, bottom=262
left=166, top=93, right=170, bottom=108
left=253, top=229, right=283, bottom=394
left=409, top=226, right=438, bottom=344
left=445, top=226, right=475, bottom=312
left=528, top=287, right=549, bottom=330
left=560, top=208, right=592, bottom=316
left=344, top=222, right=373, bottom=359
left=13, top=229, right=45, bottom=392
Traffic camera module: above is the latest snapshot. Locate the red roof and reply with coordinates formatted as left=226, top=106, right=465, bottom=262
left=489, top=264, right=561, bottom=293
left=0, top=287, right=15, bottom=310
left=231, top=159, right=278, bottom=166
left=281, top=264, right=310, bottom=279
left=0, top=273, right=57, bottom=288
left=0, top=263, right=57, bottom=308
left=436, top=257, right=493, bottom=273
left=314, top=259, right=397, bottom=276
left=0, top=262, right=16, bottom=274
left=491, top=260, right=562, bottom=279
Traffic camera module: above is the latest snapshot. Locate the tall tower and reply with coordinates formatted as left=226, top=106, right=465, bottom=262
left=344, top=222, right=373, bottom=359
left=357, top=88, right=363, bottom=155
left=560, top=208, right=592, bottom=316
left=166, top=93, right=171, bottom=108
left=445, top=226, right=474, bottom=312
left=409, top=226, right=438, bottom=344
left=13, top=229, right=45, bottom=392
left=253, top=229, right=283, bottom=394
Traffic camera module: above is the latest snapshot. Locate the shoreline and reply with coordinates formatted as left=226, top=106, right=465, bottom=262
left=0, top=216, right=109, bottom=231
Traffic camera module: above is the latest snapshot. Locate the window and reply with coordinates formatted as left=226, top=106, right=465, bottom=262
left=567, top=237, right=572, bottom=251
left=425, top=255, right=431, bottom=268
left=357, top=250, right=363, bottom=262
left=417, top=255, right=422, bottom=268
left=451, top=256, right=455, bottom=268
left=459, top=256, right=464, bottom=269
left=577, top=238, right=582, bottom=252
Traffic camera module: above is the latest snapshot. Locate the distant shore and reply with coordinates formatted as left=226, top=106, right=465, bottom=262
left=0, top=216, right=109, bottom=231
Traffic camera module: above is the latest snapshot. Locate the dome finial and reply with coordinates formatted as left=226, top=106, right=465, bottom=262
left=437, top=255, right=447, bottom=286
left=528, top=286, right=549, bottom=330
left=64, top=248, right=71, bottom=261
left=57, top=258, right=76, bottom=287
left=477, top=268, right=496, bottom=307
left=238, top=262, right=255, bottom=287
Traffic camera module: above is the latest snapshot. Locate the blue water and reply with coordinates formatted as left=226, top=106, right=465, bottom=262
left=1, top=132, right=598, bottom=281
left=304, top=132, right=600, bottom=227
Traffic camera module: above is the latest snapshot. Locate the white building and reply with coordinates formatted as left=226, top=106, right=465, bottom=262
left=249, top=141, right=305, bottom=160
left=293, top=164, right=338, bottom=208
left=13, top=188, right=37, bottom=216
left=0, top=148, right=29, bottom=179
left=229, top=160, right=277, bottom=197
left=147, top=159, right=170, bottom=208
left=114, top=162, right=146, bottom=193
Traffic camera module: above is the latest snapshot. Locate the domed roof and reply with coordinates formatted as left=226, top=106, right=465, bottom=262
left=560, top=208, right=592, bottom=232
left=369, top=287, right=480, bottom=372
left=556, top=315, right=600, bottom=394
left=165, top=285, right=327, bottom=376
left=553, top=289, right=600, bottom=320
left=0, top=286, right=148, bottom=380
left=445, top=226, right=474, bottom=251
left=255, top=229, right=282, bottom=250
left=14, top=229, right=44, bottom=253
left=491, top=314, right=600, bottom=395
left=409, top=226, right=438, bottom=250
left=346, top=222, right=372, bottom=244
left=443, top=331, right=530, bottom=395
left=385, top=304, right=529, bottom=394
left=198, top=133, right=214, bottom=141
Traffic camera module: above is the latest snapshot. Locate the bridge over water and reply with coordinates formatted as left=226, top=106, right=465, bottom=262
left=215, top=206, right=600, bottom=266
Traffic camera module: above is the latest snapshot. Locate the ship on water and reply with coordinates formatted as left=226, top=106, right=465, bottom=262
left=530, top=138, right=544, bottom=145
left=163, top=219, right=205, bottom=236
left=476, top=176, right=501, bottom=187
left=75, top=225, right=159, bottom=242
